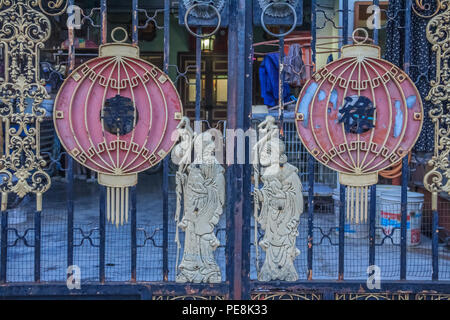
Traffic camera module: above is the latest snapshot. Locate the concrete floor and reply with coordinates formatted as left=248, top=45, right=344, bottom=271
left=3, top=171, right=449, bottom=283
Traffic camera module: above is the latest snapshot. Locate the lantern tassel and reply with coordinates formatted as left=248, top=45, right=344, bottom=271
left=105, top=186, right=130, bottom=227
left=99, top=173, right=137, bottom=227
left=346, top=185, right=369, bottom=225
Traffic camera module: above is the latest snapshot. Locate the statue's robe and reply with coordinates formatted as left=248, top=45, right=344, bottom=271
left=257, top=163, right=303, bottom=281
left=177, top=161, right=225, bottom=283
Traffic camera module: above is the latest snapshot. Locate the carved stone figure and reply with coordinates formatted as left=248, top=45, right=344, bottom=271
left=172, top=118, right=225, bottom=283
left=253, top=116, right=304, bottom=282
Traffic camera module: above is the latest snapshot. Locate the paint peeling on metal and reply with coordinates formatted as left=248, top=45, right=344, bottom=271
left=298, top=82, right=318, bottom=128
left=406, top=95, right=416, bottom=109
left=394, top=100, right=403, bottom=138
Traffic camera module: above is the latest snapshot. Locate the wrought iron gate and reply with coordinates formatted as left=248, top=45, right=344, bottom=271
left=0, top=0, right=449, bottom=300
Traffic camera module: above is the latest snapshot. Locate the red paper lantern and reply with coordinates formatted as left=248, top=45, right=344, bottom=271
left=295, top=31, right=423, bottom=223
left=54, top=43, right=183, bottom=225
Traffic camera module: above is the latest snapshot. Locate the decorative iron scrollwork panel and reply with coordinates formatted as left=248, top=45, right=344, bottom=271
left=423, top=0, right=450, bottom=206
left=153, top=295, right=225, bottom=300
left=0, top=0, right=67, bottom=211
left=251, top=292, right=322, bottom=300
left=335, top=293, right=410, bottom=300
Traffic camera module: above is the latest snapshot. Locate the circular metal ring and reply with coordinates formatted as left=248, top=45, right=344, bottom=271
left=184, top=3, right=222, bottom=39
left=352, top=28, right=369, bottom=44
left=260, top=2, right=297, bottom=38
left=111, top=27, right=129, bottom=43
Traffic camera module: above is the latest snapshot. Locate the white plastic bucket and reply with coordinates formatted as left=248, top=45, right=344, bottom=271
left=379, top=191, right=424, bottom=246
left=375, top=185, right=409, bottom=238
left=332, top=188, right=369, bottom=239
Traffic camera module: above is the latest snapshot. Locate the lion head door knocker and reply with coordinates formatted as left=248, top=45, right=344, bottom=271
left=295, top=28, right=423, bottom=224
left=54, top=28, right=183, bottom=226
left=254, top=0, right=303, bottom=38
left=180, top=1, right=228, bottom=38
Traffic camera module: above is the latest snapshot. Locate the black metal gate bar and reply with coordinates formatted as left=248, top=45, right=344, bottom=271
left=34, top=211, right=41, bottom=282
left=99, top=0, right=108, bottom=284
left=307, top=0, right=317, bottom=281
left=130, top=0, right=138, bottom=284
left=130, top=186, right=137, bottom=281
left=1, top=211, right=7, bottom=282
left=99, top=186, right=106, bottom=282
left=195, top=28, right=202, bottom=123
left=242, top=0, right=253, bottom=299
left=227, top=0, right=253, bottom=299
left=369, top=185, right=376, bottom=266
left=432, top=209, right=439, bottom=280
left=162, top=0, right=170, bottom=282
left=339, top=185, right=345, bottom=279
left=338, top=0, right=349, bottom=281
left=278, top=29, right=285, bottom=127
left=129, top=1, right=139, bottom=284
left=400, top=0, right=412, bottom=281
left=368, top=0, right=379, bottom=271
left=66, top=0, right=76, bottom=283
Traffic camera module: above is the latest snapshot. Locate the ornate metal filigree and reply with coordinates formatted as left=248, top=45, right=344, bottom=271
left=335, top=293, right=410, bottom=300
left=423, top=0, right=450, bottom=208
left=251, top=292, right=322, bottom=300
left=152, top=295, right=225, bottom=300
left=415, top=293, right=450, bottom=300
left=0, top=0, right=66, bottom=210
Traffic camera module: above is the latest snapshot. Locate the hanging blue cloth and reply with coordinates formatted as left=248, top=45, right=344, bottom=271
left=259, top=52, right=290, bottom=107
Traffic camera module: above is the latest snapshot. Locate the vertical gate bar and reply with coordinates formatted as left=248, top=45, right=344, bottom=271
left=307, top=0, right=317, bottom=281
left=0, top=211, right=7, bottom=282
left=369, top=185, right=376, bottom=266
left=130, top=186, right=137, bottom=281
left=99, top=186, right=106, bottom=283
left=130, top=0, right=139, bottom=283
left=338, top=185, right=345, bottom=280
left=242, top=0, right=253, bottom=300
left=100, top=0, right=108, bottom=44
left=432, top=207, right=439, bottom=280
left=98, top=0, right=108, bottom=284
left=132, top=0, right=138, bottom=45
left=400, top=0, right=412, bottom=280
left=368, top=0, right=378, bottom=269
left=400, top=157, right=408, bottom=280
left=162, top=0, right=170, bottom=281
left=66, top=0, right=75, bottom=278
left=307, top=154, right=314, bottom=280
left=227, top=0, right=251, bottom=299
left=67, top=157, right=74, bottom=272
left=278, top=32, right=284, bottom=128
left=342, top=0, right=348, bottom=46
left=195, top=28, right=202, bottom=124
left=338, top=0, right=349, bottom=281
left=34, top=210, right=41, bottom=282
left=373, top=0, right=379, bottom=45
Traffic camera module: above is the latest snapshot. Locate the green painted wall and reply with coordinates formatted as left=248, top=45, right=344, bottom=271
left=137, top=14, right=190, bottom=80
